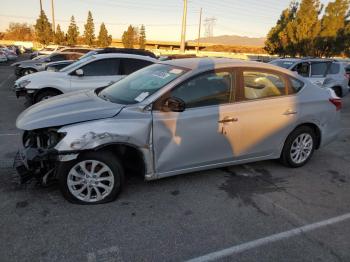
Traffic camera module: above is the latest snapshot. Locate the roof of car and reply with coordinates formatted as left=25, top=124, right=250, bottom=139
left=92, top=53, right=158, bottom=62
left=273, top=57, right=335, bottom=62
left=159, top=57, right=282, bottom=71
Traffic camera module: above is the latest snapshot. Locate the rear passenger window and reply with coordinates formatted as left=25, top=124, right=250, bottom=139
left=311, top=62, right=328, bottom=76
left=329, top=63, right=340, bottom=74
left=120, top=59, right=153, bottom=75
left=243, top=71, right=286, bottom=100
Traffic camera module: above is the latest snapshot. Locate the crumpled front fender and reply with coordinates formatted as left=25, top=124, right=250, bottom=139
left=55, top=108, right=154, bottom=177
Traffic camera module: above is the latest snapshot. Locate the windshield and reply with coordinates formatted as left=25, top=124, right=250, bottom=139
left=60, top=55, right=95, bottom=72
left=99, top=64, right=187, bottom=104
left=270, top=60, right=295, bottom=69
left=78, top=50, right=98, bottom=60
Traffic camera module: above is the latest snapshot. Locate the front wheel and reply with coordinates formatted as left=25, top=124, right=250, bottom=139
left=58, top=151, right=125, bottom=204
left=22, top=68, right=36, bottom=76
left=280, top=126, right=316, bottom=168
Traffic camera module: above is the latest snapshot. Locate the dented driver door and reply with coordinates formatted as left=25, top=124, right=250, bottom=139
left=152, top=69, right=242, bottom=177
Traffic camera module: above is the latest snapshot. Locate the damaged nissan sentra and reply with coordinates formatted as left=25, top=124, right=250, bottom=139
left=15, top=58, right=341, bottom=204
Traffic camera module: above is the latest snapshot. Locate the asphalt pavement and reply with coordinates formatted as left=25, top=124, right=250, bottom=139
left=0, top=56, right=350, bottom=262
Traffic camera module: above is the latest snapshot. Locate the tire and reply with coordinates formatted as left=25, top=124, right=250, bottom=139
left=34, top=89, right=61, bottom=103
left=332, top=86, right=342, bottom=98
left=22, top=68, right=36, bottom=76
left=58, top=151, right=125, bottom=205
left=280, top=126, right=316, bottom=168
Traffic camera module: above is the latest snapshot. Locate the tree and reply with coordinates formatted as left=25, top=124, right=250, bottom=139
left=139, top=24, right=146, bottom=49
left=83, top=11, right=95, bottom=46
left=34, top=10, right=53, bottom=45
left=316, top=0, right=350, bottom=57
left=54, top=24, right=65, bottom=45
left=264, top=2, right=298, bottom=56
left=285, top=0, right=322, bottom=56
left=122, top=25, right=138, bottom=48
left=97, top=23, right=112, bottom=47
left=4, top=22, right=34, bottom=41
left=66, top=16, right=79, bottom=46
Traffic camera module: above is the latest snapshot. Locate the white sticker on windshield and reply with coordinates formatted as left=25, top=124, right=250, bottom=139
left=169, top=69, right=183, bottom=75
left=152, top=71, right=170, bottom=79
left=134, top=92, right=149, bottom=102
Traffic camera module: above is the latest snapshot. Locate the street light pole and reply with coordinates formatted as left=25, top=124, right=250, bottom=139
left=51, top=0, right=56, bottom=33
left=197, top=8, right=202, bottom=54
left=180, top=0, right=187, bottom=53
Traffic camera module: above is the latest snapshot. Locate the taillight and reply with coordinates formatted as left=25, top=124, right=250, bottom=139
left=329, top=98, right=342, bottom=111
left=344, top=73, right=350, bottom=80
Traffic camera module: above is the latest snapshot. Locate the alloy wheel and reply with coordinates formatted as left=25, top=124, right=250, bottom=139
left=67, top=160, right=115, bottom=203
left=290, top=133, right=313, bottom=164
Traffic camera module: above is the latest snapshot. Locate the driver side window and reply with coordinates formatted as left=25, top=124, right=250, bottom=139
left=169, top=71, right=233, bottom=109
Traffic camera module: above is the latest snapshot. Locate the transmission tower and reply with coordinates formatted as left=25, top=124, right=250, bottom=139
left=204, top=17, right=217, bottom=38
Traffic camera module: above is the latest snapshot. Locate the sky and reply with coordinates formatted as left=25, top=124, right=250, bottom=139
left=0, top=0, right=331, bottom=41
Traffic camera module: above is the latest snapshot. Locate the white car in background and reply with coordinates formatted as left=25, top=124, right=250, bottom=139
left=30, top=45, right=66, bottom=59
left=14, top=53, right=157, bottom=103
left=0, top=49, right=7, bottom=62
left=0, top=47, right=17, bottom=61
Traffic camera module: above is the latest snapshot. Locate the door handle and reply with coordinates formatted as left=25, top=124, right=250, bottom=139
left=283, top=109, right=297, bottom=115
left=218, top=117, right=238, bottom=123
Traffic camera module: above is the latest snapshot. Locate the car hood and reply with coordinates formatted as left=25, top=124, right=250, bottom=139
left=16, top=90, right=124, bottom=130
left=15, top=70, right=64, bottom=84
left=13, top=58, right=46, bottom=66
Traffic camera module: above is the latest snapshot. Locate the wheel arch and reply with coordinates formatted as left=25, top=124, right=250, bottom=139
left=33, top=87, right=63, bottom=101
left=91, top=142, right=148, bottom=178
left=330, top=85, right=343, bottom=97
left=286, top=123, right=322, bottom=150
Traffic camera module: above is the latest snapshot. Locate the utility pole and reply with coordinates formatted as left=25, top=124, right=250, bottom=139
left=180, top=0, right=187, bottom=53
left=39, top=0, right=43, bottom=12
left=51, top=0, right=56, bottom=33
left=197, top=8, right=202, bottom=54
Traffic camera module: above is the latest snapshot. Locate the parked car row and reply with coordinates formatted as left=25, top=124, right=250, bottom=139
left=13, top=53, right=342, bottom=204
left=269, top=58, right=350, bottom=97
left=0, top=46, right=18, bottom=62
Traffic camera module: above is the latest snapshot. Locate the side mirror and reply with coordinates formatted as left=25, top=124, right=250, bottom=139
left=75, top=69, right=84, bottom=76
left=163, top=97, right=186, bottom=112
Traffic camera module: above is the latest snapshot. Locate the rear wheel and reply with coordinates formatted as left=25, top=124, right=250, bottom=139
left=34, top=89, right=61, bottom=103
left=280, top=126, right=316, bottom=168
left=58, top=151, right=124, bottom=204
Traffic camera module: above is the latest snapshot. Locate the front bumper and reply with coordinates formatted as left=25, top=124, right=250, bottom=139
left=13, top=147, right=59, bottom=184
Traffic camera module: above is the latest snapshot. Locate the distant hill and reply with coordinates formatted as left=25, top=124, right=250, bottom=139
left=194, top=35, right=266, bottom=47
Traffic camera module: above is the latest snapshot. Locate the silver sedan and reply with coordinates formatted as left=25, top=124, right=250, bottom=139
left=15, top=58, right=342, bottom=204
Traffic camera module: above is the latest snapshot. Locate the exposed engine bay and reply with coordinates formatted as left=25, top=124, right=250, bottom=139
left=14, top=128, right=66, bottom=184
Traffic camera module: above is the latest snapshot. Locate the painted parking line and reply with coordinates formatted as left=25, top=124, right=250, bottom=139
left=186, top=212, right=350, bottom=262
left=87, top=245, right=123, bottom=262
left=0, top=133, right=20, bottom=136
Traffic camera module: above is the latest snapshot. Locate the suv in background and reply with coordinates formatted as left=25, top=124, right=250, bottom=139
left=81, top=48, right=157, bottom=59
left=14, top=53, right=157, bottom=103
left=12, top=52, right=83, bottom=77
left=269, top=58, right=349, bottom=97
